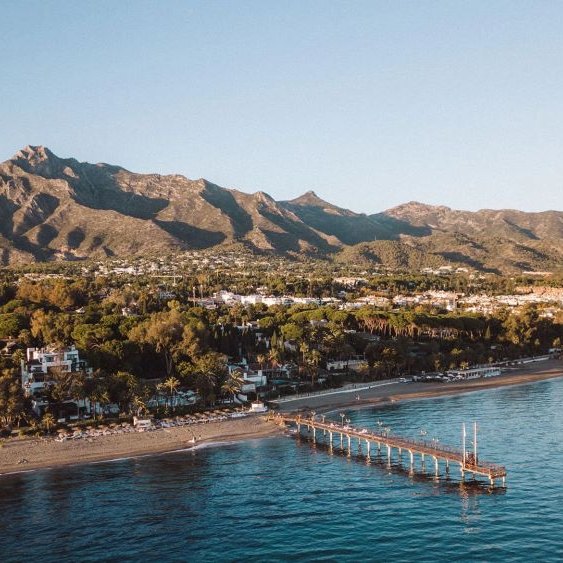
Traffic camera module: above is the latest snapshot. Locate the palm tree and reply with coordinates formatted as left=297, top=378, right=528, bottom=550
left=162, top=376, right=180, bottom=412
left=306, top=349, right=322, bottom=388
left=132, top=394, right=148, bottom=417
left=268, top=348, right=281, bottom=369
left=42, top=412, right=56, bottom=434
left=221, top=371, right=244, bottom=404
left=256, top=354, right=266, bottom=370
left=299, top=341, right=310, bottom=366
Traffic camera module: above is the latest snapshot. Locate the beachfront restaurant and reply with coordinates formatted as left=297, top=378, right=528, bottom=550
left=447, top=366, right=502, bottom=380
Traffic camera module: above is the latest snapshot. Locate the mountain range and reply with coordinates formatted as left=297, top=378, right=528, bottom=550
left=0, top=145, right=561, bottom=273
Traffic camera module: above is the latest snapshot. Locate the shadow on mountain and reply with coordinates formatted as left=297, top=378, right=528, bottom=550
left=13, top=193, right=60, bottom=236
left=71, top=188, right=169, bottom=220
left=11, top=235, right=54, bottom=261
left=68, top=165, right=169, bottom=220
left=259, top=209, right=338, bottom=252
left=201, top=183, right=253, bottom=238
left=0, top=195, right=18, bottom=237
left=35, top=224, right=59, bottom=247
left=503, top=219, right=539, bottom=240
left=0, top=248, right=9, bottom=266
left=67, top=227, right=86, bottom=249
left=438, top=251, right=490, bottom=271
left=153, top=220, right=226, bottom=249
left=369, top=214, right=433, bottom=238
left=87, top=236, right=115, bottom=257
left=284, top=205, right=382, bottom=245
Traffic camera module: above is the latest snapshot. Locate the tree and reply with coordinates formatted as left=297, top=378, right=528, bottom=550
left=132, top=384, right=152, bottom=417
left=160, top=376, right=181, bottom=412
left=0, top=313, right=27, bottom=339
left=84, top=370, right=110, bottom=420
left=182, top=352, right=227, bottom=405
left=129, top=310, right=185, bottom=377
left=268, top=348, right=281, bottom=368
left=281, top=323, right=304, bottom=342
left=299, top=341, right=310, bottom=365
left=256, top=354, right=266, bottom=370
left=30, top=310, right=74, bottom=346
left=364, top=342, right=380, bottom=376
left=108, top=371, right=138, bottom=414
left=0, top=370, right=26, bottom=427
left=221, top=370, right=244, bottom=403
left=42, top=412, right=56, bottom=434
left=306, top=349, right=321, bottom=388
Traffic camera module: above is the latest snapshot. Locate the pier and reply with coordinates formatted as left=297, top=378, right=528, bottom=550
left=275, top=414, right=507, bottom=486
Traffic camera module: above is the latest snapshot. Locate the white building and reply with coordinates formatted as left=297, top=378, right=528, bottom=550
left=241, top=294, right=263, bottom=305
left=326, top=358, right=368, bottom=371
left=21, top=346, right=92, bottom=396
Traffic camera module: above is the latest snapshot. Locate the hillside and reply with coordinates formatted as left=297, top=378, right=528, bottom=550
left=0, top=146, right=561, bottom=272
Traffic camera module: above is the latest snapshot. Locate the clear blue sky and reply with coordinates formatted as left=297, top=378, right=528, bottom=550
left=2, top=0, right=562, bottom=212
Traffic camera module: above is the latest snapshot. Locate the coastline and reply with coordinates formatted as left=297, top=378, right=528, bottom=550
left=1, top=359, right=561, bottom=476
left=277, top=358, right=563, bottom=414
left=0, top=415, right=282, bottom=476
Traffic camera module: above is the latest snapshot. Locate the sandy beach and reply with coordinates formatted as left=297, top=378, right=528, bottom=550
left=0, top=415, right=281, bottom=476
left=1, top=358, right=561, bottom=476
left=276, top=358, right=563, bottom=413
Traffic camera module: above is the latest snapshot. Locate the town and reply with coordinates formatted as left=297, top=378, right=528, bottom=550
left=0, top=254, right=561, bottom=436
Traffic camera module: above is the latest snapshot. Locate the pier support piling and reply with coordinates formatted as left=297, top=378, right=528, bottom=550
left=281, top=416, right=506, bottom=488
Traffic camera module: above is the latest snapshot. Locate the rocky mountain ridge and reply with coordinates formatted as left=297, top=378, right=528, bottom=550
left=0, top=146, right=561, bottom=273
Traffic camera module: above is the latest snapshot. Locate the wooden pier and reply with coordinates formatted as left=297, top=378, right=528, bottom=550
left=275, top=414, right=507, bottom=486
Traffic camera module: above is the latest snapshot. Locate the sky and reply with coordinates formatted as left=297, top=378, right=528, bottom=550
left=2, top=0, right=563, bottom=213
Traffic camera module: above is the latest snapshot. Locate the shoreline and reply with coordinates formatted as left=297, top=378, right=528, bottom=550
left=1, top=359, right=561, bottom=477
left=0, top=416, right=282, bottom=477
left=278, top=358, right=563, bottom=414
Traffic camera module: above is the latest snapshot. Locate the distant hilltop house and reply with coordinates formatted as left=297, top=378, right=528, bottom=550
left=21, top=345, right=92, bottom=396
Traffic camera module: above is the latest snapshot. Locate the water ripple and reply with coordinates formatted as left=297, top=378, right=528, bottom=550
left=1, top=378, right=562, bottom=562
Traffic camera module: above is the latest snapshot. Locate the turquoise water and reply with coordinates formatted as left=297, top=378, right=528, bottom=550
left=1, top=378, right=562, bottom=562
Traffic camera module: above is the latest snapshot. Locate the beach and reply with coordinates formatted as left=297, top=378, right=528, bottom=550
left=276, top=358, right=563, bottom=413
left=1, top=358, right=561, bottom=475
left=0, top=415, right=281, bottom=476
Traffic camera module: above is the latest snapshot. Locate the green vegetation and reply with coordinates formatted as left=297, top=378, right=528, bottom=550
left=0, top=260, right=561, bottom=433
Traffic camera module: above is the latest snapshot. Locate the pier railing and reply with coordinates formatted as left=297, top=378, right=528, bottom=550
left=277, top=414, right=507, bottom=482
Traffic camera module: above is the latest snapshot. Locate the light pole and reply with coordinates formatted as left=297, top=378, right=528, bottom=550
left=473, top=421, right=478, bottom=463
left=340, top=412, right=345, bottom=426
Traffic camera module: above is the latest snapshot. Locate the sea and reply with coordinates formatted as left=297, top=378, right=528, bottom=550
left=1, top=377, right=562, bottom=562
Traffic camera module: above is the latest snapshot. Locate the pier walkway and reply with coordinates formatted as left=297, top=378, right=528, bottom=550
left=275, top=414, right=507, bottom=486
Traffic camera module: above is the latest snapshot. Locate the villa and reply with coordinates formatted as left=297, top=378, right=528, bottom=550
left=21, top=345, right=92, bottom=396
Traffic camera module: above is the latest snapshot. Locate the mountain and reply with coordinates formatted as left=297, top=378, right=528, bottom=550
left=0, top=146, right=561, bottom=273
